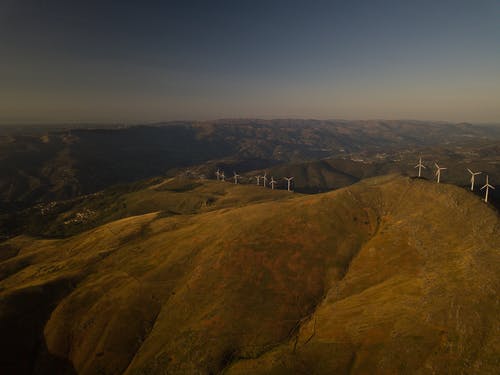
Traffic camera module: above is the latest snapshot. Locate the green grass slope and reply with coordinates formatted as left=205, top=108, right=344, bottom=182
left=0, top=175, right=498, bottom=374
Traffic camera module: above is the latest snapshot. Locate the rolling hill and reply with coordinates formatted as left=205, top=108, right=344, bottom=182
left=0, top=175, right=498, bottom=374
left=244, top=142, right=499, bottom=206
left=0, top=176, right=295, bottom=239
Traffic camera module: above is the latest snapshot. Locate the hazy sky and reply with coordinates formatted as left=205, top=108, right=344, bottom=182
left=0, top=0, right=499, bottom=123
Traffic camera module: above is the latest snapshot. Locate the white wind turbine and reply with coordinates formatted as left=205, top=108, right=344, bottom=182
left=233, top=172, right=240, bottom=184
left=467, top=168, right=482, bottom=191
left=481, top=175, right=495, bottom=203
left=215, top=168, right=221, bottom=181
left=434, top=163, right=446, bottom=183
left=262, top=172, right=268, bottom=188
left=415, top=157, right=426, bottom=178
left=255, top=175, right=261, bottom=186
left=270, top=177, right=277, bottom=190
left=220, top=171, right=225, bottom=182
left=284, top=177, right=294, bottom=192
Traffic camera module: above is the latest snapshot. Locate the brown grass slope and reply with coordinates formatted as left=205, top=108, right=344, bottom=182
left=1, top=176, right=295, bottom=240
left=0, top=176, right=499, bottom=374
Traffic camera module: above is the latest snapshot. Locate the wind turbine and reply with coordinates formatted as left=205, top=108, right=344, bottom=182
left=434, top=163, right=446, bottom=183
left=255, top=175, right=261, bottom=186
left=220, top=171, right=225, bottom=182
left=262, top=172, right=268, bottom=188
left=233, top=172, right=240, bottom=184
left=481, top=175, right=495, bottom=203
left=215, top=168, right=221, bottom=181
left=284, top=177, right=294, bottom=192
left=467, top=168, right=482, bottom=191
left=414, top=157, right=426, bottom=178
left=270, top=177, right=277, bottom=190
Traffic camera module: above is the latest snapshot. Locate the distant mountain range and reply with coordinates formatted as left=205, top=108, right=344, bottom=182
left=1, top=120, right=499, bottom=210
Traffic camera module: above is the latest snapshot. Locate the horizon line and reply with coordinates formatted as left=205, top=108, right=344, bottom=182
left=1, top=117, right=499, bottom=127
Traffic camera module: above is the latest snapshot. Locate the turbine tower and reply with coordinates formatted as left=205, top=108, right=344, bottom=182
left=215, top=168, right=221, bottom=181
left=414, top=157, right=426, bottom=178
left=220, top=171, right=225, bottom=182
left=262, top=172, right=268, bottom=188
left=481, top=175, right=495, bottom=203
left=434, top=163, right=446, bottom=184
left=284, top=177, right=294, bottom=192
left=255, top=175, right=261, bottom=186
left=270, top=177, right=277, bottom=190
left=233, top=172, right=240, bottom=184
left=467, top=168, right=482, bottom=191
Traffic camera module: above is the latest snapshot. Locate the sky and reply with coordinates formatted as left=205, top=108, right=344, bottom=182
left=0, top=0, right=499, bottom=124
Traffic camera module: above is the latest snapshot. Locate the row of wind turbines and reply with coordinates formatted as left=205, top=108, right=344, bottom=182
left=215, top=169, right=295, bottom=192
left=212, top=158, right=494, bottom=203
left=415, top=157, right=495, bottom=203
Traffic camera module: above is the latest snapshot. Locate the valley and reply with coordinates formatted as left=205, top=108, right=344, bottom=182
left=1, top=120, right=499, bottom=241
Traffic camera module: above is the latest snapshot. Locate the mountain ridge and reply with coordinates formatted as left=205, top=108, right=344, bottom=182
left=0, top=175, right=498, bottom=374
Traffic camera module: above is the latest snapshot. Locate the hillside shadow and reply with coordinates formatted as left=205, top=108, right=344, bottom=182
left=0, top=277, right=79, bottom=374
left=32, top=339, right=76, bottom=375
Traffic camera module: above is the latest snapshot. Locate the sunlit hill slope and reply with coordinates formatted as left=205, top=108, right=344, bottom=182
left=0, top=175, right=498, bottom=374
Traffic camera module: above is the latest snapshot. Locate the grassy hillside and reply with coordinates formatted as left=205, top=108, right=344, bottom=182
left=1, top=176, right=294, bottom=239
left=0, top=175, right=498, bottom=374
